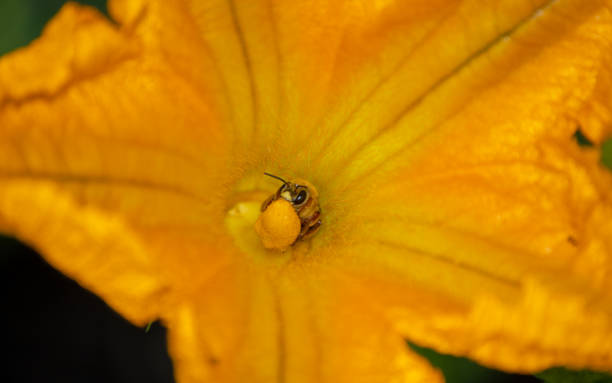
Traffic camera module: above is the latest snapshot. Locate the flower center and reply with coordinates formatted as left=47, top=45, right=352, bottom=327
left=224, top=174, right=322, bottom=257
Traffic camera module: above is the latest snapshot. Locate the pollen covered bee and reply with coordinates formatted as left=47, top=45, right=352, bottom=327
left=255, top=172, right=321, bottom=250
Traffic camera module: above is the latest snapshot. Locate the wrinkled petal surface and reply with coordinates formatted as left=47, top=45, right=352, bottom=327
left=0, top=1, right=231, bottom=322
left=1, top=0, right=612, bottom=382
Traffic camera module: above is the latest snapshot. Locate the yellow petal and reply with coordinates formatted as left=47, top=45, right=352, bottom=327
left=3, top=0, right=612, bottom=381
left=325, top=0, right=612, bottom=372
left=0, top=180, right=162, bottom=323
left=166, top=261, right=444, bottom=383
left=0, top=2, right=231, bottom=321
left=576, top=40, right=612, bottom=144
left=185, top=0, right=463, bottom=157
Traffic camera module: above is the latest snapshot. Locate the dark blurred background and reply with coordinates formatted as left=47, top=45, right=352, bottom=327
left=0, top=236, right=174, bottom=383
left=1, top=1, right=609, bottom=382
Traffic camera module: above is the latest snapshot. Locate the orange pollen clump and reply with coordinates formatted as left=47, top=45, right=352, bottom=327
left=254, top=198, right=301, bottom=251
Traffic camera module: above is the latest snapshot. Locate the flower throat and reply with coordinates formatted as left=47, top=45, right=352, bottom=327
left=254, top=173, right=322, bottom=251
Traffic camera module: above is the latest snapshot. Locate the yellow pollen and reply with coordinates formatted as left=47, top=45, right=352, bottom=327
left=255, top=199, right=301, bottom=251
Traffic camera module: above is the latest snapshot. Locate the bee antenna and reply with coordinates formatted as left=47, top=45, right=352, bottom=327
left=263, top=172, right=288, bottom=184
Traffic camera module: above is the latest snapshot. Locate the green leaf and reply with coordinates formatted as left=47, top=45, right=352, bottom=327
left=601, top=138, right=612, bottom=170
left=573, top=129, right=594, bottom=147
left=0, top=0, right=108, bottom=57
left=407, top=342, right=539, bottom=383
left=537, top=368, right=612, bottom=383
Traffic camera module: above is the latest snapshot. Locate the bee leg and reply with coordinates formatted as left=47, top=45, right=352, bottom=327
left=260, top=195, right=275, bottom=211
left=299, top=219, right=321, bottom=240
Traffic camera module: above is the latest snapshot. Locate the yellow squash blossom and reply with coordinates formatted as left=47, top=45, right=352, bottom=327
left=1, top=0, right=612, bottom=382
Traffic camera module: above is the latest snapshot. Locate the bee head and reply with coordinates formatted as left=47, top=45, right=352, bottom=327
left=264, top=172, right=310, bottom=207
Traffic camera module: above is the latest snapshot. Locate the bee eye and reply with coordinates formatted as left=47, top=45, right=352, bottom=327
left=293, top=190, right=308, bottom=205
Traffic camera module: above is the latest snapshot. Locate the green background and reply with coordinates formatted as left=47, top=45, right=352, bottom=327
left=0, top=1, right=610, bottom=382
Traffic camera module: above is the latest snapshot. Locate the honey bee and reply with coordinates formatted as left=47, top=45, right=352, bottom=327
left=261, top=172, right=322, bottom=242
